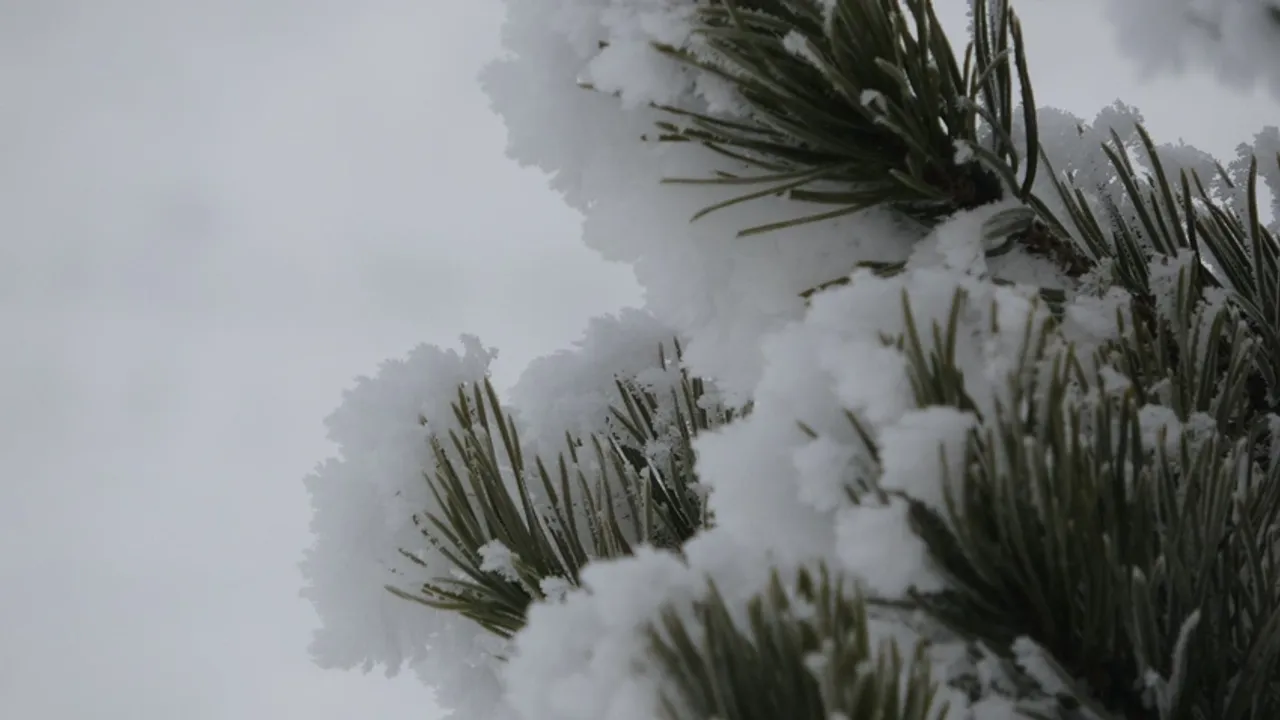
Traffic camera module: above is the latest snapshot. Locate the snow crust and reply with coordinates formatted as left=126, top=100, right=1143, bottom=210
left=298, top=1, right=1280, bottom=718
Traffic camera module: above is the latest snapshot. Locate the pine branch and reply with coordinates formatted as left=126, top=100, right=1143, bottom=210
left=870, top=289, right=1280, bottom=719
left=651, top=0, right=1027, bottom=232
left=648, top=565, right=945, bottom=720
left=609, top=339, right=740, bottom=544
left=638, top=0, right=1102, bottom=304
left=1041, top=125, right=1280, bottom=420
left=386, top=348, right=730, bottom=638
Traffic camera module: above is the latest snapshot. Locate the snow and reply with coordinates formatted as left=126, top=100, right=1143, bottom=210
left=783, top=30, right=825, bottom=70
left=302, top=337, right=510, bottom=718
left=479, top=541, right=522, bottom=583
left=908, top=199, right=1030, bottom=276
left=1142, top=610, right=1202, bottom=718
left=792, top=435, right=860, bottom=513
left=1062, top=287, right=1132, bottom=344
left=490, top=251, right=1069, bottom=718
left=484, top=0, right=919, bottom=403
left=1148, top=250, right=1199, bottom=323
left=861, top=88, right=888, bottom=111
left=1011, top=637, right=1073, bottom=698
left=508, top=308, right=680, bottom=456
left=834, top=498, right=945, bottom=598
left=1138, top=404, right=1186, bottom=456
left=504, top=547, right=697, bottom=720
left=878, top=407, right=978, bottom=514
left=585, top=39, right=687, bottom=109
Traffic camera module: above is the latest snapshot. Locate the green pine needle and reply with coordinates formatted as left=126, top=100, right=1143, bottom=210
left=386, top=345, right=732, bottom=638
left=648, top=565, right=946, bottom=720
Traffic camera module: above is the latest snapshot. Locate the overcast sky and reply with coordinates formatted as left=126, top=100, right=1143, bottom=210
left=1, top=1, right=1277, bottom=718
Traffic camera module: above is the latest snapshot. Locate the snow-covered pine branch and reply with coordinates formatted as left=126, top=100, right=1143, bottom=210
left=301, top=1, right=1280, bottom=718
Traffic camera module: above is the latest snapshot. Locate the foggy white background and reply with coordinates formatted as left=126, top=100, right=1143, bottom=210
left=1, top=1, right=1275, bottom=718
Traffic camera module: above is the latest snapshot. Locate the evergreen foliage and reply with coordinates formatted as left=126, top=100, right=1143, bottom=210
left=654, top=0, right=1029, bottom=230
left=387, top=345, right=731, bottom=638
left=380, top=0, right=1280, bottom=716
left=650, top=566, right=946, bottom=720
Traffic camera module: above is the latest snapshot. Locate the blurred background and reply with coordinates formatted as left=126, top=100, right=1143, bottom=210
left=1, top=1, right=1275, bottom=717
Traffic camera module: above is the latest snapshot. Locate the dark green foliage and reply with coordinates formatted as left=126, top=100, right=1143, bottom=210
left=887, top=284, right=1280, bottom=718
left=650, top=566, right=945, bottom=720
left=386, top=347, right=727, bottom=638
left=651, top=260, right=1280, bottom=717
left=1041, top=124, right=1280, bottom=419
left=653, top=0, right=1032, bottom=233
left=651, top=0, right=1095, bottom=298
left=608, top=341, right=740, bottom=546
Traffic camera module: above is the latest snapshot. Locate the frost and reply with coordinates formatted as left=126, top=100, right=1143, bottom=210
left=878, top=407, right=977, bottom=514
left=300, top=336, right=510, bottom=718
left=487, top=4, right=914, bottom=401
left=540, top=576, right=574, bottom=603
left=834, top=499, right=945, bottom=598
left=793, top=435, right=859, bottom=513
left=503, top=547, right=701, bottom=720
left=1062, top=287, right=1132, bottom=344
left=782, top=30, right=824, bottom=70
left=479, top=541, right=521, bottom=583
left=908, top=199, right=1026, bottom=276
left=692, top=70, right=750, bottom=116
left=1011, top=637, right=1072, bottom=697
left=1139, top=404, right=1185, bottom=456
left=1148, top=249, right=1198, bottom=323
left=1142, top=610, right=1202, bottom=718
left=509, top=309, right=682, bottom=456
left=585, top=38, right=687, bottom=109
left=860, top=88, right=887, bottom=112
